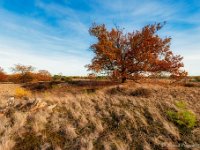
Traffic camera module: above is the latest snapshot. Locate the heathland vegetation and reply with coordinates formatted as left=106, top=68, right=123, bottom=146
left=0, top=23, right=200, bottom=150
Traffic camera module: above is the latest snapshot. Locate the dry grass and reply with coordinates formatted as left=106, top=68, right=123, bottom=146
left=130, top=87, right=152, bottom=97
left=0, top=80, right=200, bottom=149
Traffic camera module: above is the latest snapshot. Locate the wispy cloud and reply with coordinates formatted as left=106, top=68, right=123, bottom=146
left=0, top=0, right=199, bottom=75
left=0, top=5, right=92, bottom=75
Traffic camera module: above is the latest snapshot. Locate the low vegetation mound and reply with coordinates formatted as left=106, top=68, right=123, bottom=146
left=130, top=87, right=152, bottom=97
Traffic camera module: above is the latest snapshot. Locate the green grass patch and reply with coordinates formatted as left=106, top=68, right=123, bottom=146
left=167, top=101, right=197, bottom=131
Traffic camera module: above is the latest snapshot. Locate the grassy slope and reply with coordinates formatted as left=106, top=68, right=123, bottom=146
left=0, top=81, right=200, bottom=150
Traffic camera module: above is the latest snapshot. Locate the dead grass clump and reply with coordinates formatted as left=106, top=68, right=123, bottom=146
left=14, top=132, right=42, bottom=150
left=130, top=88, right=151, bottom=97
left=31, top=110, right=49, bottom=133
left=184, top=83, right=195, bottom=87
left=84, top=88, right=96, bottom=94
left=0, top=115, right=9, bottom=135
left=13, top=111, right=27, bottom=130
left=22, top=82, right=59, bottom=91
left=65, top=124, right=77, bottom=139
left=184, top=82, right=200, bottom=87
left=107, top=86, right=127, bottom=95
left=0, top=138, right=15, bottom=150
left=43, top=129, right=67, bottom=149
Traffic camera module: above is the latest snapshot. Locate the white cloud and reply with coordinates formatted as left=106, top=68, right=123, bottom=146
left=0, top=7, right=92, bottom=75
left=0, top=45, right=90, bottom=75
left=0, top=0, right=200, bottom=76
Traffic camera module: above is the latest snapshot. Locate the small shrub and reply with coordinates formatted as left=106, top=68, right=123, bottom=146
left=85, top=88, right=96, bottom=94
left=194, top=76, right=200, bottom=82
left=53, top=75, right=72, bottom=82
left=52, top=84, right=60, bottom=89
left=0, top=67, right=7, bottom=82
left=34, top=70, right=52, bottom=81
left=184, top=83, right=196, bottom=87
left=15, top=88, right=31, bottom=99
left=0, top=72, right=7, bottom=82
left=130, top=88, right=151, bottom=97
left=14, top=132, right=42, bottom=150
left=167, top=101, right=197, bottom=130
left=62, top=77, right=72, bottom=82
left=175, top=101, right=186, bottom=109
left=190, top=76, right=200, bottom=82
left=8, top=74, right=21, bottom=83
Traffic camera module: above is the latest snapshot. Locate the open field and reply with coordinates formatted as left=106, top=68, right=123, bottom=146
left=0, top=80, right=200, bottom=150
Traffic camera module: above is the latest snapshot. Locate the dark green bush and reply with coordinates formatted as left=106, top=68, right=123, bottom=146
left=194, top=76, right=200, bottom=82
left=53, top=75, right=72, bottom=82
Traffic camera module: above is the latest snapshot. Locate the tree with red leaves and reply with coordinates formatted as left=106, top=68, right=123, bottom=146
left=0, top=67, right=7, bottom=82
left=35, top=70, right=52, bottom=81
left=87, top=23, right=187, bottom=83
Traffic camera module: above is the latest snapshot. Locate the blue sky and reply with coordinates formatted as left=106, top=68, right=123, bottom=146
left=0, top=0, right=200, bottom=75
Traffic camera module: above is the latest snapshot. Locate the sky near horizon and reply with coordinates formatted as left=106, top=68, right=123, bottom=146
left=0, top=0, right=200, bottom=76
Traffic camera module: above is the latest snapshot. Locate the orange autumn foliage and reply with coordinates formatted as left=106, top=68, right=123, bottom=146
left=11, top=64, right=35, bottom=83
left=8, top=74, right=21, bottom=83
left=34, top=70, right=52, bottom=81
left=87, top=23, right=187, bottom=83
left=0, top=67, right=7, bottom=82
left=10, top=64, right=52, bottom=83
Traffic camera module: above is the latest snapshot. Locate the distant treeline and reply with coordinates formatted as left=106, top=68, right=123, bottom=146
left=0, top=64, right=107, bottom=83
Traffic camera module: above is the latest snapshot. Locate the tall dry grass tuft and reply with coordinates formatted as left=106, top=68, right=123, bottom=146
left=32, top=110, right=49, bottom=133
left=14, top=111, right=27, bottom=126
left=0, top=138, right=15, bottom=150
left=130, top=87, right=152, bottom=97
left=65, top=124, right=77, bottom=139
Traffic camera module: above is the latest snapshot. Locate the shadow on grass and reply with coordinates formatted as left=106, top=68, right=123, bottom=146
left=23, top=80, right=119, bottom=92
